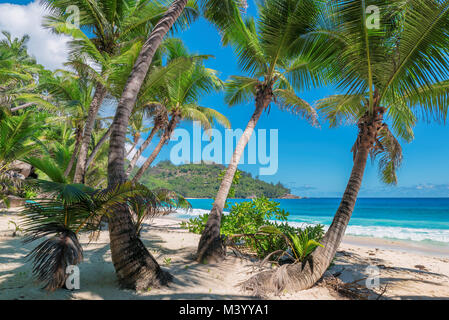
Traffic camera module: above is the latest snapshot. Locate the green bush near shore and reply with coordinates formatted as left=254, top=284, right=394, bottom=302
left=181, top=197, right=324, bottom=260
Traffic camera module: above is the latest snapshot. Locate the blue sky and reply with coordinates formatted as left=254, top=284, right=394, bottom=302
left=1, top=0, right=449, bottom=197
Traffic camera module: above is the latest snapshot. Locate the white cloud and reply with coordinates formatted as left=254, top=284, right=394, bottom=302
left=0, top=1, right=70, bottom=70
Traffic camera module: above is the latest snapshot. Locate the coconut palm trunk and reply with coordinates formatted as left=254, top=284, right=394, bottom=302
left=126, top=124, right=161, bottom=178
left=196, top=87, right=272, bottom=263
left=64, top=125, right=83, bottom=177
left=108, top=0, right=187, bottom=183
left=126, top=133, right=141, bottom=157
left=73, top=83, right=107, bottom=183
left=242, top=106, right=385, bottom=293
left=106, top=0, right=187, bottom=289
left=85, top=125, right=113, bottom=171
left=131, top=117, right=178, bottom=183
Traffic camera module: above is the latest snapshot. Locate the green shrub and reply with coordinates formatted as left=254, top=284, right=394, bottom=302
left=180, top=197, right=325, bottom=260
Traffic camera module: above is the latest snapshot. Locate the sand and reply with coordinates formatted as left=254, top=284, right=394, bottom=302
left=1, top=209, right=448, bottom=300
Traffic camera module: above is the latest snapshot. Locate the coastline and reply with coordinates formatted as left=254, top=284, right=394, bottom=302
left=164, top=214, right=449, bottom=258
left=343, top=235, right=449, bottom=258
left=1, top=212, right=449, bottom=300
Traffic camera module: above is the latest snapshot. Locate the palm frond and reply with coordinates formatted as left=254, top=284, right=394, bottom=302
left=224, top=75, right=259, bottom=106
left=274, top=88, right=318, bottom=127
left=372, top=126, right=403, bottom=185
left=316, top=94, right=366, bottom=127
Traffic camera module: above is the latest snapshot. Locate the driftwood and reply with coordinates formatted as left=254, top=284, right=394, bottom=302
left=318, top=273, right=389, bottom=300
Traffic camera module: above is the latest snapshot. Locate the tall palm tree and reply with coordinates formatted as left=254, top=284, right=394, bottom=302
left=126, top=110, right=151, bottom=157
left=105, top=0, right=243, bottom=289
left=243, top=0, right=449, bottom=294
left=108, top=0, right=243, bottom=185
left=21, top=156, right=178, bottom=291
left=124, top=38, right=199, bottom=177
left=40, top=69, right=100, bottom=178
left=0, top=32, right=52, bottom=112
left=197, top=0, right=322, bottom=263
left=42, top=0, right=198, bottom=184
left=125, top=103, right=168, bottom=177
left=130, top=45, right=230, bottom=182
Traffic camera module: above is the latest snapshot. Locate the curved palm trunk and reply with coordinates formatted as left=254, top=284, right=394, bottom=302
left=126, top=124, right=160, bottom=178
left=242, top=107, right=385, bottom=294
left=85, top=125, right=112, bottom=172
left=73, top=83, right=107, bottom=183
left=107, top=203, right=172, bottom=290
left=107, top=0, right=187, bottom=290
left=131, top=118, right=178, bottom=183
left=64, top=126, right=83, bottom=178
left=196, top=88, right=272, bottom=263
left=126, top=133, right=141, bottom=157
left=273, top=142, right=370, bottom=291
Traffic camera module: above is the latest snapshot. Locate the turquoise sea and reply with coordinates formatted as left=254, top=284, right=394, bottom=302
left=173, top=198, right=449, bottom=246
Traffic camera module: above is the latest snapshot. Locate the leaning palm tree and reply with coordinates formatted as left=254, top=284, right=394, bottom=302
left=126, top=111, right=151, bottom=157
left=197, top=0, right=322, bottom=263
left=131, top=50, right=230, bottom=183
left=105, top=0, right=243, bottom=289
left=125, top=103, right=168, bottom=177
left=242, top=0, right=449, bottom=294
left=40, top=69, right=97, bottom=178
left=41, top=0, right=199, bottom=184
left=122, top=39, right=198, bottom=177
left=21, top=156, right=179, bottom=291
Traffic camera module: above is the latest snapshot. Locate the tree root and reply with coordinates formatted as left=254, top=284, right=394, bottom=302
left=240, top=263, right=303, bottom=297
left=196, top=234, right=226, bottom=264
left=119, top=266, right=173, bottom=291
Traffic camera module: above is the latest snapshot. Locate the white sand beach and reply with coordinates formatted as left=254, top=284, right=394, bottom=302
left=1, top=210, right=448, bottom=300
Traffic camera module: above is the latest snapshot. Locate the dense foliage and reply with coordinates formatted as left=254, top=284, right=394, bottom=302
left=139, top=160, right=291, bottom=198
left=1, top=0, right=449, bottom=293
left=181, top=197, right=324, bottom=260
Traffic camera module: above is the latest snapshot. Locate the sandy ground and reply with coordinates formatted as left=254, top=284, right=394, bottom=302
left=1, top=209, right=449, bottom=300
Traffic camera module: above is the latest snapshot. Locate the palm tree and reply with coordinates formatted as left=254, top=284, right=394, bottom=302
left=108, top=0, right=243, bottom=186
left=131, top=49, right=230, bottom=183
left=243, top=0, right=449, bottom=294
left=21, top=155, right=178, bottom=291
left=0, top=32, right=53, bottom=112
left=126, top=110, right=151, bottom=157
left=125, top=103, right=168, bottom=177
left=105, top=0, right=242, bottom=289
left=42, top=0, right=198, bottom=184
left=197, top=0, right=322, bottom=263
left=124, top=38, right=200, bottom=177
left=39, top=69, right=101, bottom=179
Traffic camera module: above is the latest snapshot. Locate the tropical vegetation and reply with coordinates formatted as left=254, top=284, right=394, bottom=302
left=138, top=160, right=291, bottom=198
left=0, top=0, right=448, bottom=297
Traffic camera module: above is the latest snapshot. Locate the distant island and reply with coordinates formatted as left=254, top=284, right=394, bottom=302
left=137, top=161, right=298, bottom=199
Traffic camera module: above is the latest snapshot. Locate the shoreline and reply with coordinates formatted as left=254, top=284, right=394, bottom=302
left=163, top=215, right=449, bottom=258
left=1, top=213, right=449, bottom=299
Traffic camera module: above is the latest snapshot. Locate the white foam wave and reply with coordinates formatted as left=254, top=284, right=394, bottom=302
left=285, top=221, right=449, bottom=244
left=172, top=208, right=231, bottom=217
left=172, top=209, right=449, bottom=244
left=345, top=225, right=449, bottom=244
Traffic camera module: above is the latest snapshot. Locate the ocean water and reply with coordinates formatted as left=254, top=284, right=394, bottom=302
left=173, top=198, right=449, bottom=246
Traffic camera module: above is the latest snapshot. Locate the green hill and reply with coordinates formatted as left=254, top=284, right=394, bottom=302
left=138, top=161, right=292, bottom=199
